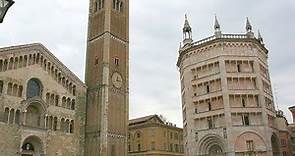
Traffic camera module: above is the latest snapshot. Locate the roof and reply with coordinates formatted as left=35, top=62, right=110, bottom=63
left=0, top=43, right=86, bottom=87
left=129, top=115, right=157, bottom=125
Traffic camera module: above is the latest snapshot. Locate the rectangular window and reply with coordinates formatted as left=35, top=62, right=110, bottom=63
left=208, top=119, right=213, bottom=129
left=206, top=85, right=210, bottom=93
left=243, top=114, right=250, bottom=126
left=114, top=58, right=119, bottom=66
left=246, top=140, right=254, bottom=151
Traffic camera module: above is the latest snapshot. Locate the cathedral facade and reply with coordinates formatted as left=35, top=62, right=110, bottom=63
left=0, top=43, right=87, bottom=155
left=0, top=0, right=129, bottom=156
left=177, top=16, right=281, bottom=156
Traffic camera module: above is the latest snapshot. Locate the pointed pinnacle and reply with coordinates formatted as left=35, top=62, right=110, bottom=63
left=214, top=15, right=221, bottom=30
left=246, top=17, right=252, bottom=32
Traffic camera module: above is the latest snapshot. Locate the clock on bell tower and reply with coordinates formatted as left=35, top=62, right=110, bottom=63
left=84, top=0, right=129, bottom=156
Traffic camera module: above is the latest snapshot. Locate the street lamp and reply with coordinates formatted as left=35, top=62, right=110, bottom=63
left=0, top=0, right=14, bottom=23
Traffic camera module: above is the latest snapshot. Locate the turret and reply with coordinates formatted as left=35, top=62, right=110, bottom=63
left=182, top=14, right=193, bottom=45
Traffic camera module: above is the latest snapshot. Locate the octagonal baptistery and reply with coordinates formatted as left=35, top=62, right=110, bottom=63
left=0, top=43, right=86, bottom=156
left=177, top=16, right=281, bottom=156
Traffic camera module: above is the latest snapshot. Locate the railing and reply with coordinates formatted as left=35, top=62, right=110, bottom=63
left=192, top=34, right=249, bottom=47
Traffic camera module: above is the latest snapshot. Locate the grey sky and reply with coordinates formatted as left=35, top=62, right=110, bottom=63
left=1, top=0, right=294, bottom=127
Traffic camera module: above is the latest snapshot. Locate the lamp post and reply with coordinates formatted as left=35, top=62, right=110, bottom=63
left=0, top=0, right=14, bottom=23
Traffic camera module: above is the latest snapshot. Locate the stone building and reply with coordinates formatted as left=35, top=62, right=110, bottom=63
left=276, top=110, right=292, bottom=156
left=0, top=0, right=129, bottom=155
left=84, top=0, right=129, bottom=155
left=0, top=43, right=87, bottom=155
left=177, top=16, right=281, bottom=156
left=128, top=115, right=184, bottom=156
left=288, top=106, right=295, bottom=156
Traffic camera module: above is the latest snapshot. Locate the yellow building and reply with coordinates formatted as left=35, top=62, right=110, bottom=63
left=128, top=115, right=184, bottom=156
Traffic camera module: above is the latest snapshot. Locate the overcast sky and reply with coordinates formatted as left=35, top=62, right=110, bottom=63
left=1, top=0, right=295, bottom=127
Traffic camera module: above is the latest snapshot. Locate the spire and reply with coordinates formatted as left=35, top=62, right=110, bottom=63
left=214, top=15, right=222, bottom=37
left=214, top=15, right=221, bottom=31
left=257, top=30, right=264, bottom=44
left=183, top=14, right=192, bottom=34
left=246, top=17, right=252, bottom=32
left=182, top=14, right=193, bottom=45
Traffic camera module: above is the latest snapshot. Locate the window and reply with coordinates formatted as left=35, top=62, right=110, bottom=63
left=136, top=132, right=141, bottom=138
left=208, top=102, right=212, bottom=111
left=246, top=140, right=254, bottom=151
left=242, top=98, right=246, bottom=107
left=113, top=0, right=123, bottom=12
left=243, top=114, right=250, bottom=126
left=26, top=79, right=42, bottom=98
left=95, top=57, right=99, bottom=65
left=206, top=85, right=210, bottom=93
left=0, top=80, right=3, bottom=94
left=114, top=58, right=119, bottom=66
left=208, top=119, right=213, bottom=129
left=237, top=64, right=241, bottom=72
left=195, top=108, right=198, bottom=114
left=137, top=144, right=141, bottom=151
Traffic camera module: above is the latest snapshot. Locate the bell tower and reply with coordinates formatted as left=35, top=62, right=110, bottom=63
left=85, top=0, right=129, bottom=155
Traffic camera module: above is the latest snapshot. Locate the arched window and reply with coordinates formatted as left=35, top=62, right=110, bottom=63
left=27, top=79, right=42, bottom=98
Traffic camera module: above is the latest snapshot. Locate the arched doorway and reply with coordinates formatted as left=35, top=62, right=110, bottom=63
left=209, top=144, right=223, bottom=156
left=271, top=133, right=280, bottom=156
left=198, top=134, right=225, bottom=156
left=21, top=136, right=44, bottom=156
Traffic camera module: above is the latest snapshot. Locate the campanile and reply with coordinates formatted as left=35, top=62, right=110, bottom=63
left=85, top=0, right=129, bottom=155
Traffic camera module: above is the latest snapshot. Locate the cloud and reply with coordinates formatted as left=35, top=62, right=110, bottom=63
left=1, top=0, right=294, bottom=127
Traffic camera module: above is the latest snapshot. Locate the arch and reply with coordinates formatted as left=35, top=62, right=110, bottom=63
left=0, top=80, right=3, bottom=94
left=65, top=119, right=70, bottom=133
left=70, top=120, right=74, bottom=133
left=234, top=131, right=267, bottom=153
left=13, top=84, right=18, bottom=96
left=55, top=95, right=59, bottom=106
left=197, top=134, right=225, bottom=155
left=67, top=98, right=71, bottom=109
left=18, top=85, right=23, bottom=97
left=19, top=56, right=23, bottom=68
left=26, top=78, right=43, bottom=98
left=24, top=100, right=47, bottom=128
left=53, top=117, right=58, bottom=131
left=7, top=82, right=13, bottom=95
left=62, top=96, right=66, bottom=108
left=15, top=110, right=20, bottom=125
left=9, top=108, right=15, bottom=124
left=8, top=57, right=13, bottom=69
left=60, top=118, right=65, bottom=132
left=14, top=57, right=18, bottom=69
left=21, top=135, right=44, bottom=156
left=0, top=60, right=3, bottom=71
left=3, top=59, right=8, bottom=71
left=4, top=107, right=9, bottom=123
left=71, top=99, right=75, bottom=110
